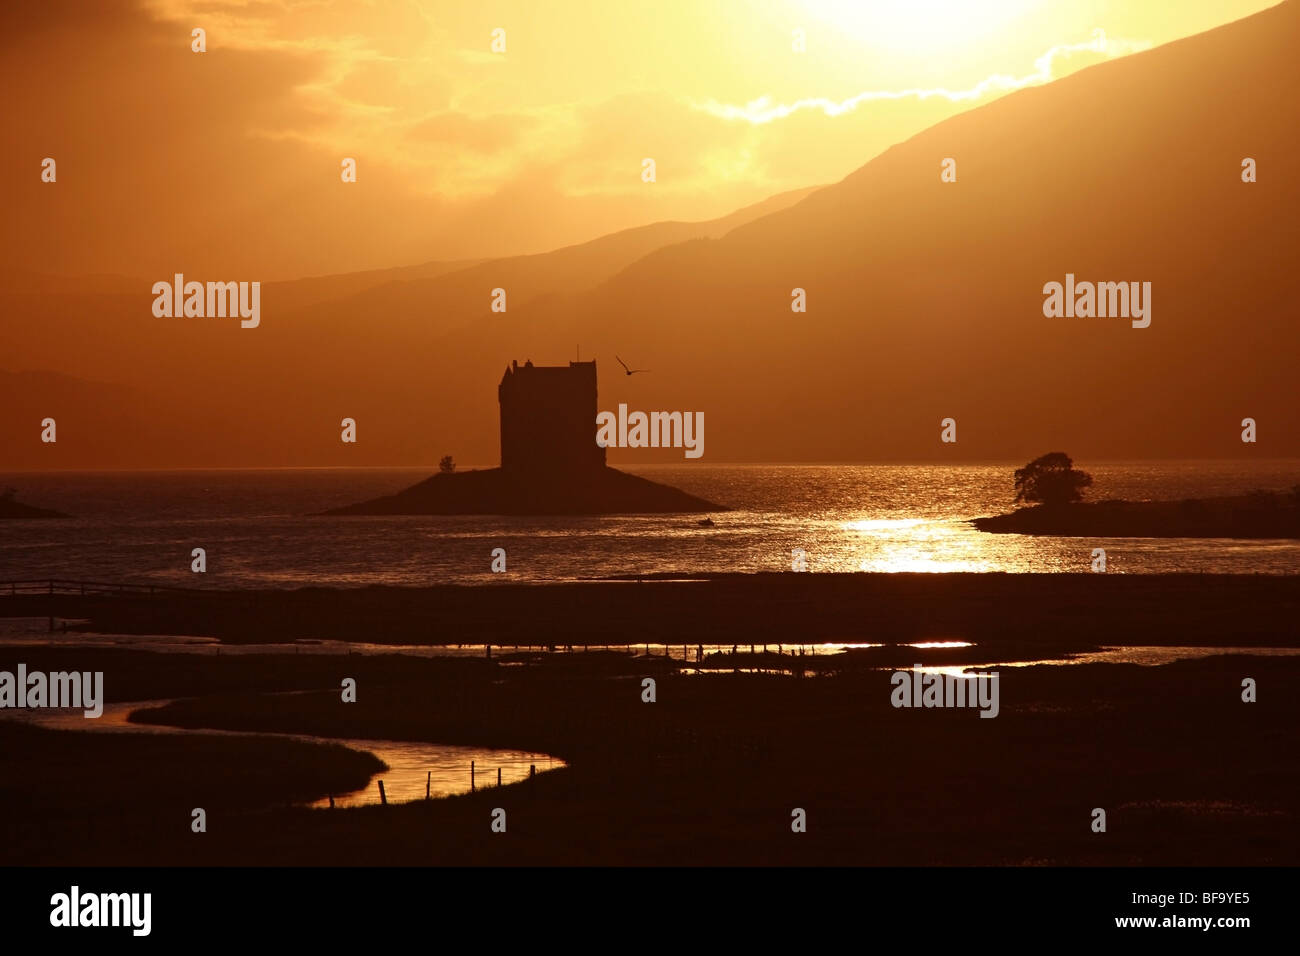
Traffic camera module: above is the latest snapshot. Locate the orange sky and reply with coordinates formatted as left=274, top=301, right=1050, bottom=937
left=3, top=0, right=1283, bottom=280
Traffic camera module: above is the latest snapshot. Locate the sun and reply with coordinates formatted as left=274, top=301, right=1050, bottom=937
left=796, top=0, right=1045, bottom=55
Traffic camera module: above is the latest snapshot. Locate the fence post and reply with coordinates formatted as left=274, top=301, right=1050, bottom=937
left=378, top=780, right=387, bottom=805
left=497, top=767, right=502, bottom=787
left=426, top=771, right=431, bottom=800
left=471, top=760, right=475, bottom=792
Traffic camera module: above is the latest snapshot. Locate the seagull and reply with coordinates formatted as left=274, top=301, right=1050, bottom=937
left=616, top=355, right=650, bottom=376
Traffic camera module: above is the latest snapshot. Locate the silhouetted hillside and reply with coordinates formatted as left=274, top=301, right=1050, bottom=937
left=5, top=2, right=1297, bottom=467
left=1, top=188, right=814, bottom=468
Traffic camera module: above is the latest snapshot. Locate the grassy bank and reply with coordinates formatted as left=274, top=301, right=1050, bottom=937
left=0, top=721, right=384, bottom=865
left=0, top=644, right=1295, bottom=866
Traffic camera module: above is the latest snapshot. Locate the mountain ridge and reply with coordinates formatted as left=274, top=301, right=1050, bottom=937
left=3, top=2, right=1295, bottom=468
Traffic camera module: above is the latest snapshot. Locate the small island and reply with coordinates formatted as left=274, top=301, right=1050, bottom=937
left=972, top=453, right=1300, bottom=539
left=328, top=463, right=725, bottom=516
left=0, top=487, right=68, bottom=520
left=328, top=359, right=727, bottom=516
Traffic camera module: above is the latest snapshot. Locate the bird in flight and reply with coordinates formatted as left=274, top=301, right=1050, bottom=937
left=616, top=355, right=650, bottom=376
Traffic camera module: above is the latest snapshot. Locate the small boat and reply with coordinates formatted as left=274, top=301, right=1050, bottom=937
left=697, top=517, right=715, bottom=527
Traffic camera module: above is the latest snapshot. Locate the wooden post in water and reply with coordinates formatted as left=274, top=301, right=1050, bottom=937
left=328, top=795, right=334, bottom=809
left=497, top=767, right=502, bottom=787
left=530, top=764, right=536, bottom=780
left=471, top=760, right=476, bottom=792
left=426, top=771, right=431, bottom=800
left=378, top=780, right=387, bottom=805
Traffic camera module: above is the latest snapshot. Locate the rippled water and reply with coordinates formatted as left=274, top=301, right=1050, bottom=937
left=2, top=461, right=1298, bottom=583
left=0, top=699, right=563, bottom=808
left=914, top=646, right=1300, bottom=678
left=309, top=743, right=560, bottom=808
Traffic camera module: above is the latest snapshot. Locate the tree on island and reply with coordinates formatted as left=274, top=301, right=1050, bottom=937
left=439, top=455, right=456, bottom=474
left=1013, top=452, right=1092, bottom=507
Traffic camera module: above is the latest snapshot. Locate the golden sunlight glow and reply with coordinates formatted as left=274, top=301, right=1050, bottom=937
left=798, top=0, right=1047, bottom=55
left=844, top=518, right=1002, bottom=573
left=17, top=0, right=1286, bottom=278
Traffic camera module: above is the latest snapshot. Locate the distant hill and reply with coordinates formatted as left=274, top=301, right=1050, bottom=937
left=4, top=1, right=1298, bottom=468
left=0, top=187, right=816, bottom=468
left=529, top=0, right=1299, bottom=463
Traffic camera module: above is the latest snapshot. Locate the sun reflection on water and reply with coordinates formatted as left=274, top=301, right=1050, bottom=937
left=844, top=517, right=1002, bottom=573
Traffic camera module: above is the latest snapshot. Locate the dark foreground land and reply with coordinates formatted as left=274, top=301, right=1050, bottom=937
left=10, top=572, right=1300, bottom=649
left=973, top=492, right=1300, bottom=538
left=0, top=623, right=1296, bottom=866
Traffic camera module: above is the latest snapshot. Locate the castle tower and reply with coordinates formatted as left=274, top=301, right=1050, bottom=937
left=498, top=359, right=605, bottom=474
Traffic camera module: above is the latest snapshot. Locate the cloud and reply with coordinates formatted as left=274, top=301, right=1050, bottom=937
left=2, top=3, right=1163, bottom=279
left=694, top=30, right=1153, bottom=124
left=407, top=111, right=532, bottom=153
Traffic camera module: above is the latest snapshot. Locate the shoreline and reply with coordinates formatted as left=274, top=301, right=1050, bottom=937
left=1, top=572, right=1295, bottom=649
left=0, top=645, right=1294, bottom=865
left=3, top=573, right=1296, bottom=865
left=973, top=493, right=1300, bottom=538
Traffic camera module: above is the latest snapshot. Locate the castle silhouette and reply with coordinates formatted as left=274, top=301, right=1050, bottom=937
left=499, top=359, right=605, bottom=476
left=328, top=359, right=724, bottom=516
